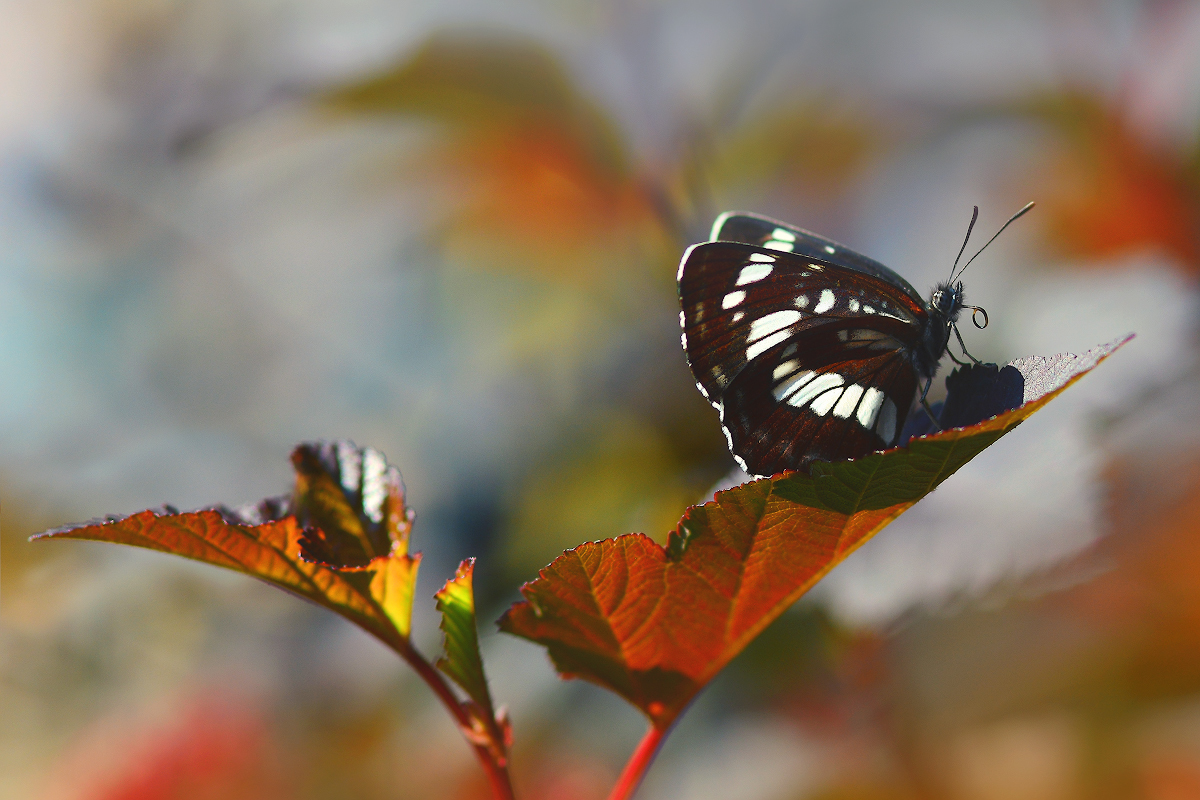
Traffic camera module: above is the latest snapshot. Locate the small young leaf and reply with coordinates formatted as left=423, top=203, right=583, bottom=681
left=436, top=559, right=495, bottom=714
left=34, top=441, right=421, bottom=648
left=435, top=559, right=508, bottom=762
left=500, top=339, right=1129, bottom=729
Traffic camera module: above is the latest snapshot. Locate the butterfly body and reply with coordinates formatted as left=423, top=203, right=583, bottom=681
left=678, top=211, right=975, bottom=477
left=916, top=279, right=966, bottom=380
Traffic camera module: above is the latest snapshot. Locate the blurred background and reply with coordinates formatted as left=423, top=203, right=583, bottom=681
left=2, top=0, right=1199, bottom=798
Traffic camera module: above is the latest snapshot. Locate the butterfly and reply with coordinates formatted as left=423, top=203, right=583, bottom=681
left=677, top=204, right=1033, bottom=476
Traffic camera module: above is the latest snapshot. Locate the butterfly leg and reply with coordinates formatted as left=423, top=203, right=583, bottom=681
left=952, top=323, right=983, bottom=366
left=919, top=376, right=943, bottom=431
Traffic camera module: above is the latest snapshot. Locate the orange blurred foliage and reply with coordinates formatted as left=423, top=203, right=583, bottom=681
left=434, top=121, right=666, bottom=277
left=1032, top=95, right=1200, bottom=274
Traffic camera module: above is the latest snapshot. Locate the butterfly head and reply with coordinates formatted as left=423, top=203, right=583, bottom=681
left=913, top=280, right=966, bottom=380
left=911, top=201, right=1033, bottom=379
left=929, top=280, right=965, bottom=322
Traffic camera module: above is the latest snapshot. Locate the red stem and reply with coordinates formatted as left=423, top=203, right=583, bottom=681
left=607, top=724, right=667, bottom=800
left=390, top=636, right=516, bottom=800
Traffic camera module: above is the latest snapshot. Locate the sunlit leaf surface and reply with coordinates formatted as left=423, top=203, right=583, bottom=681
left=500, top=339, right=1130, bottom=728
left=34, top=441, right=421, bottom=648
left=436, top=559, right=492, bottom=711
left=436, top=558, right=510, bottom=761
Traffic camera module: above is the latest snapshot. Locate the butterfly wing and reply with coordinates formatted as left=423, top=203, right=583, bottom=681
left=678, top=240, right=928, bottom=475
left=711, top=211, right=925, bottom=305
left=719, top=335, right=919, bottom=475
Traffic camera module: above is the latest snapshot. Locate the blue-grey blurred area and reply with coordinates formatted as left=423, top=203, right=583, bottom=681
left=4, top=1, right=1200, bottom=798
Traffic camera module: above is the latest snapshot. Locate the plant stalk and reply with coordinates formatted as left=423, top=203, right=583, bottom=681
left=606, top=724, right=667, bottom=800
left=391, top=636, right=516, bottom=800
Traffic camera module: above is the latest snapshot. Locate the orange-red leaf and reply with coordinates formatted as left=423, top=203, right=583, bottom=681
left=1026, top=93, right=1200, bottom=272
left=33, top=441, right=421, bottom=649
left=500, top=339, right=1129, bottom=728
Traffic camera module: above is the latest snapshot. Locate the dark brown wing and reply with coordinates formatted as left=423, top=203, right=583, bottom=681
left=710, top=211, right=926, bottom=305
left=678, top=240, right=928, bottom=475
left=719, top=340, right=919, bottom=475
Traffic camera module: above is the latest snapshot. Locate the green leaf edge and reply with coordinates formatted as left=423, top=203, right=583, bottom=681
left=435, top=557, right=497, bottom=719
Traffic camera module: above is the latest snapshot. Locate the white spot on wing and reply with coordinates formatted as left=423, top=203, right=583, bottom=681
left=774, top=370, right=816, bottom=402
left=810, top=386, right=843, bottom=416
left=824, top=245, right=836, bottom=254
left=856, top=387, right=885, bottom=429
left=788, top=372, right=844, bottom=409
left=737, top=263, right=773, bottom=285
left=832, top=384, right=865, bottom=419
left=722, top=290, right=746, bottom=309
left=764, top=240, right=794, bottom=252
left=747, top=310, right=802, bottom=343
left=749, top=253, right=775, bottom=263
left=848, top=298, right=860, bottom=312
left=772, top=360, right=800, bottom=381
left=732, top=311, right=744, bottom=323
left=876, top=398, right=898, bottom=444
left=795, top=294, right=809, bottom=309
left=746, top=329, right=791, bottom=361
left=814, top=289, right=836, bottom=314
left=771, top=228, right=797, bottom=243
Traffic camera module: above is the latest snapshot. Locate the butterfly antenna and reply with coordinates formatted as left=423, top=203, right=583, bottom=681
left=950, top=206, right=980, bottom=279
left=952, top=201, right=1035, bottom=282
